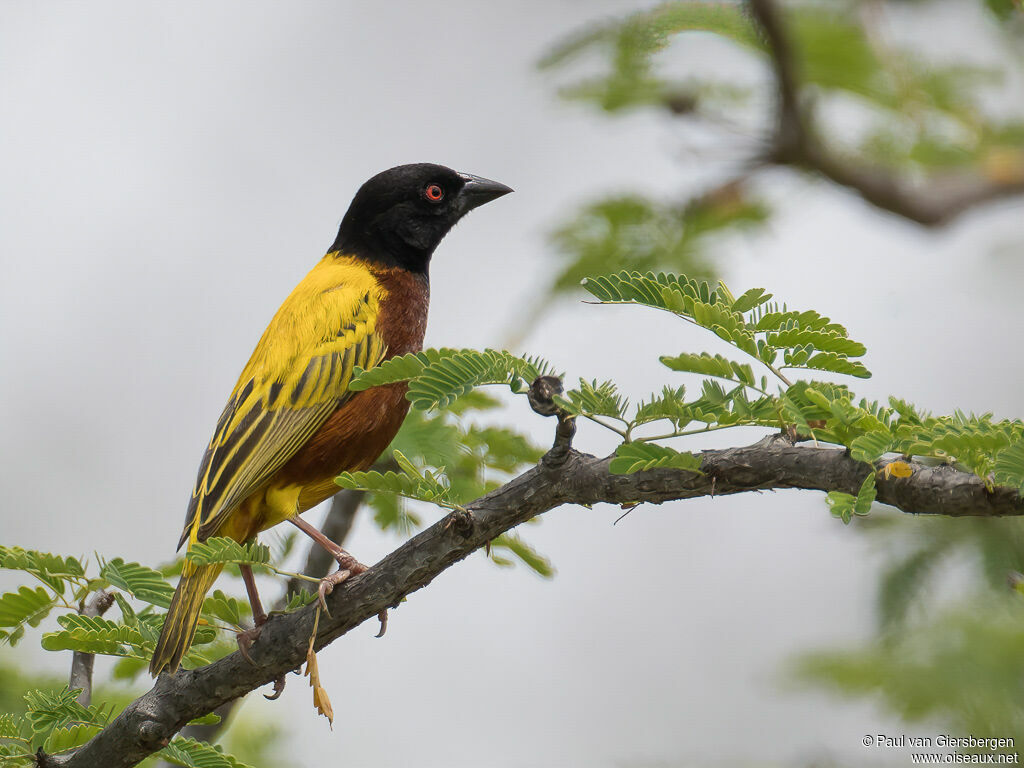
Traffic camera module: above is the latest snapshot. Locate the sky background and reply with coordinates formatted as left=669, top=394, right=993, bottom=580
left=1, top=1, right=1022, bottom=766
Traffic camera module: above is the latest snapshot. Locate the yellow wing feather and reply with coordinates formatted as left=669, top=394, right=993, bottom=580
left=177, top=255, right=386, bottom=549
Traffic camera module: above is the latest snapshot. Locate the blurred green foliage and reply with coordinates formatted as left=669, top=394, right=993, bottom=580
left=793, top=512, right=1024, bottom=748
left=794, top=589, right=1024, bottom=756
left=548, top=187, right=768, bottom=296
left=537, top=0, right=1024, bottom=307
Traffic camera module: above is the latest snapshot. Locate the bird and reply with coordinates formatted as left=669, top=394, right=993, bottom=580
left=149, top=163, right=512, bottom=676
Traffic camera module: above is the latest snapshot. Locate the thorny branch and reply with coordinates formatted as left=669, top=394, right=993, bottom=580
left=746, top=0, right=1024, bottom=225
left=43, top=405, right=1024, bottom=767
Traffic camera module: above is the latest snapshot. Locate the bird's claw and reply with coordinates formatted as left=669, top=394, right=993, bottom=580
left=264, top=673, right=287, bottom=700
left=236, top=625, right=263, bottom=666
left=317, top=567, right=355, bottom=615
left=235, top=613, right=269, bottom=665
left=375, top=609, right=388, bottom=638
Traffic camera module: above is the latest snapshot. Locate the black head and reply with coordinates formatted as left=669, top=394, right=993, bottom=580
left=330, top=163, right=512, bottom=274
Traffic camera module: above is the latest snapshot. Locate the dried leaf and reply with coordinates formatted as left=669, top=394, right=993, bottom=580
left=881, top=460, right=913, bottom=479
left=303, top=607, right=334, bottom=728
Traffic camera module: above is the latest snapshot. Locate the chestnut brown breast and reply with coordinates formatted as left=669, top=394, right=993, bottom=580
left=275, top=267, right=430, bottom=494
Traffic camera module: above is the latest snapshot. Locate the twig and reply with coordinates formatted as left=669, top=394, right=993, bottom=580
left=746, top=0, right=1024, bottom=226
left=68, top=590, right=114, bottom=706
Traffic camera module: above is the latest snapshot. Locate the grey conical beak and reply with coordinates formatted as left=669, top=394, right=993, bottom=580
left=457, top=172, right=513, bottom=211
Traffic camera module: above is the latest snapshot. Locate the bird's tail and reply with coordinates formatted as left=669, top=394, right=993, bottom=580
left=149, top=561, right=222, bottom=676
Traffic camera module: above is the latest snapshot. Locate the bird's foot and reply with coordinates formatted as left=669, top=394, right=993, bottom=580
left=316, top=567, right=353, bottom=614
left=316, top=553, right=368, bottom=614
left=316, top=558, right=388, bottom=637
left=236, top=614, right=269, bottom=666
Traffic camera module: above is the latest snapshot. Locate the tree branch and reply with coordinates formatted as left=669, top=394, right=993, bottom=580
left=747, top=0, right=1024, bottom=226
left=45, top=430, right=1023, bottom=767
left=68, top=590, right=114, bottom=707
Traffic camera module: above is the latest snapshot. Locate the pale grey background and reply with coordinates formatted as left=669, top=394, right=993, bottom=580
left=1, top=2, right=1021, bottom=766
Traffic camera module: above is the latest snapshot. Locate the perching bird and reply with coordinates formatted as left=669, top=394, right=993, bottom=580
left=150, top=164, right=512, bottom=676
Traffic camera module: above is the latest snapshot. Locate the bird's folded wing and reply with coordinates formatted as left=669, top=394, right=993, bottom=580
left=178, top=280, right=385, bottom=548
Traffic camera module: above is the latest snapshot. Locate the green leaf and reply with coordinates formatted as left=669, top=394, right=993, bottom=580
left=336, top=449, right=452, bottom=506
left=185, top=539, right=270, bottom=568
left=583, top=271, right=766, bottom=357
left=187, top=713, right=223, bottom=727
left=754, top=309, right=847, bottom=334
left=41, top=614, right=148, bottom=658
left=464, top=425, right=544, bottom=473
left=23, top=687, right=110, bottom=739
left=825, top=491, right=856, bottom=524
left=0, top=548, right=85, bottom=597
left=731, top=287, right=772, bottom=314
left=691, top=300, right=756, bottom=355
left=827, top=474, right=876, bottom=524
left=633, top=385, right=693, bottom=429
left=407, top=349, right=554, bottom=410
left=100, top=558, right=175, bottom=608
left=0, top=743, right=33, bottom=767
left=895, top=412, right=1023, bottom=480
left=159, top=736, right=254, bottom=768
left=0, top=712, right=28, bottom=740
left=783, top=352, right=871, bottom=379
left=43, top=723, right=102, bottom=753
left=538, top=3, right=764, bottom=115
left=539, top=2, right=760, bottom=70
left=365, top=492, right=421, bottom=536
left=202, top=590, right=250, bottom=628
left=768, top=327, right=866, bottom=358
left=849, top=431, right=895, bottom=464
left=490, top=533, right=555, bottom=578
left=0, top=587, right=57, bottom=647
left=582, top=270, right=718, bottom=311
left=855, top=474, right=878, bottom=515
left=554, top=379, right=627, bottom=420
left=545, top=192, right=765, bottom=297
left=283, top=590, right=319, bottom=612
left=888, top=396, right=928, bottom=426
left=348, top=348, right=455, bottom=391
left=660, top=351, right=755, bottom=387
left=110, top=656, right=148, bottom=682
left=992, top=443, right=1024, bottom=493
left=609, top=443, right=703, bottom=475
left=351, top=348, right=555, bottom=411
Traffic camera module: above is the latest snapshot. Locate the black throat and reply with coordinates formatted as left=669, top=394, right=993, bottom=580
left=329, top=210, right=434, bottom=275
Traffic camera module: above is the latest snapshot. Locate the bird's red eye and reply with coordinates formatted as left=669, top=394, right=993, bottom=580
left=424, top=183, right=444, bottom=202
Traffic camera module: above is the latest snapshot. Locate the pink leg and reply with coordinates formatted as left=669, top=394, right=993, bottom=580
left=288, top=516, right=388, bottom=635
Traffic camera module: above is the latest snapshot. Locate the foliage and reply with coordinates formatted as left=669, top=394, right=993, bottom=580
left=159, top=736, right=254, bottom=768
left=349, top=348, right=556, bottom=411
left=546, top=189, right=768, bottom=300
left=185, top=539, right=271, bottom=569
left=530, top=0, right=1024, bottom=316
left=336, top=269, right=1024, bottom=510
left=336, top=450, right=454, bottom=508
left=793, top=593, right=1024, bottom=756
left=541, top=0, right=1024, bottom=178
